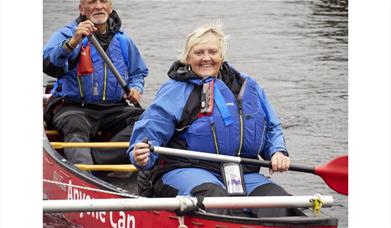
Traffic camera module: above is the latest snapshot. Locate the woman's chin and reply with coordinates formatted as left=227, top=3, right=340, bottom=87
left=196, top=71, right=218, bottom=78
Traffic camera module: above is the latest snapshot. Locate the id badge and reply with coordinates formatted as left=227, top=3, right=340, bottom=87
left=221, top=163, right=246, bottom=196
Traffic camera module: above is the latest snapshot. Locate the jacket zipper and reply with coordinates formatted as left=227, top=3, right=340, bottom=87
left=237, top=100, right=244, bottom=156
left=209, top=118, right=220, bottom=154
left=258, top=119, right=267, bottom=153
left=77, top=76, right=85, bottom=106
left=103, top=63, right=107, bottom=101
left=236, top=79, right=247, bottom=156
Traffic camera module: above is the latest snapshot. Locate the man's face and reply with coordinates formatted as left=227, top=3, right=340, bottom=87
left=79, top=0, right=112, bottom=25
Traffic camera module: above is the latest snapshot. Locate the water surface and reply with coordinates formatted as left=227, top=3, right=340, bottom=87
left=43, top=0, right=348, bottom=227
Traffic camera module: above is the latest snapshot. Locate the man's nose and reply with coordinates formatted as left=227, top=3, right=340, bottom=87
left=95, top=0, right=104, bottom=8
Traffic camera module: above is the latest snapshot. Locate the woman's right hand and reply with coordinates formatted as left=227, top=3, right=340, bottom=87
left=133, top=142, right=151, bottom=167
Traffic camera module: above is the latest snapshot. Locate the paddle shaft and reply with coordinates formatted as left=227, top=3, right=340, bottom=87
left=48, top=141, right=346, bottom=195
left=151, top=146, right=315, bottom=174
left=90, top=34, right=141, bottom=108
left=43, top=195, right=333, bottom=213
left=49, top=142, right=315, bottom=173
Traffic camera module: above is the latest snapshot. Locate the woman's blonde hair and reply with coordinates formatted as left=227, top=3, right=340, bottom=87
left=179, top=23, right=228, bottom=64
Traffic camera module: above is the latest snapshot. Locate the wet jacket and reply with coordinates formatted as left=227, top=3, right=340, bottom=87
left=43, top=11, right=148, bottom=104
left=128, top=61, right=287, bottom=181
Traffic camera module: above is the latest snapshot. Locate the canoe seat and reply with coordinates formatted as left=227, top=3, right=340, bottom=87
left=45, top=130, right=115, bottom=160
left=45, top=130, right=113, bottom=142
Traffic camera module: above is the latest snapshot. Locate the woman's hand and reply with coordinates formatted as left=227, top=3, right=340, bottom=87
left=133, top=142, right=150, bottom=167
left=269, top=151, right=290, bottom=175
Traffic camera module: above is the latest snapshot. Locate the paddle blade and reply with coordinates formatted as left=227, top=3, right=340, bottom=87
left=315, top=155, right=348, bottom=195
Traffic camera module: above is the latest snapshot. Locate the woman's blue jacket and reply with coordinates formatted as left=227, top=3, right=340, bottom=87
left=128, top=61, right=288, bottom=171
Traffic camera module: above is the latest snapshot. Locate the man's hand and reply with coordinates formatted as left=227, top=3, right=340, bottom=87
left=124, top=88, right=141, bottom=105
left=69, top=20, right=97, bottom=48
left=269, top=151, right=290, bottom=175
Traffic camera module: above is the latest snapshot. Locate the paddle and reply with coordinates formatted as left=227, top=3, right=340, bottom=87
left=149, top=146, right=348, bottom=196
left=49, top=142, right=348, bottom=195
left=43, top=195, right=334, bottom=213
left=89, top=34, right=142, bottom=108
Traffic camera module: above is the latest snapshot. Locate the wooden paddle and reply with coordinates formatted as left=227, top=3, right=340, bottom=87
left=89, top=34, right=142, bottom=108
left=49, top=142, right=348, bottom=195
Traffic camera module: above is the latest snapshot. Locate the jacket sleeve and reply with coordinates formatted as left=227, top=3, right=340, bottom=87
left=43, top=25, right=80, bottom=78
left=125, top=37, right=148, bottom=93
left=128, top=80, right=193, bottom=170
left=255, top=83, right=288, bottom=160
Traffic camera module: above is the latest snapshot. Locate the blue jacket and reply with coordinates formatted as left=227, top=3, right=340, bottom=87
left=128, top=61, right=287, bottom=171
left=43, top=18, right=148, bottom=104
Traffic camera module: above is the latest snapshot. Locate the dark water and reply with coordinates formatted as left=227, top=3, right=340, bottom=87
left=43, top=0, right=348, bottom=227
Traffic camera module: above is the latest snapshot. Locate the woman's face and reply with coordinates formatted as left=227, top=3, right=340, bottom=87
left=187, top=35, right=223, bottom=77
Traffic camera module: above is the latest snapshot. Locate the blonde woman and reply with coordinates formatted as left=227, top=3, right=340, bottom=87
left=129, top=24, right=297, bottom=217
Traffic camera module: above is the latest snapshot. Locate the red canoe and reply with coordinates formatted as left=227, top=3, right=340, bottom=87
left=43, top=131, right=338, bottom=228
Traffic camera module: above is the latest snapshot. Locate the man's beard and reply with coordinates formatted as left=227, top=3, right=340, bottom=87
left=91, top=15, right=108, bottom=25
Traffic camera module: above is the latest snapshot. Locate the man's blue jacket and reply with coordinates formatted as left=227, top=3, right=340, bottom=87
left=43, top=16, right=148, bottom=104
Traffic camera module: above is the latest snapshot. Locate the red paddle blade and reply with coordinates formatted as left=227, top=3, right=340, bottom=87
left=315, top=155, right=348, bottom=195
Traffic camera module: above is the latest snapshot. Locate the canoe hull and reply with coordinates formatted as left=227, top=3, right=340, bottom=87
left=43, top=134, right=338, bottom=228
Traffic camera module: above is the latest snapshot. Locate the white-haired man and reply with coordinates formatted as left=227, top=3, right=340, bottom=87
left=43, top=0, right=148, bottom=168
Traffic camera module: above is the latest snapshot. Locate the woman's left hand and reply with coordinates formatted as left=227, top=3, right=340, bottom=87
left=269, top=151, right=290, bottom=175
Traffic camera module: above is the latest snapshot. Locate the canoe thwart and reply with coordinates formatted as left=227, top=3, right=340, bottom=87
left=50, top=142, right=129, bottom=149
left=75, top=164, right=138, bottom=172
